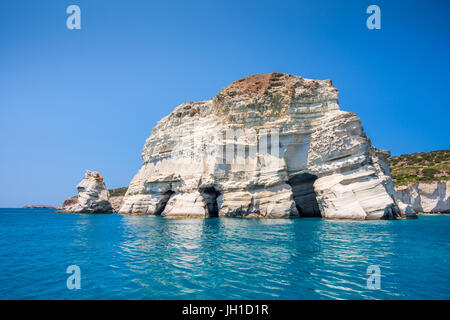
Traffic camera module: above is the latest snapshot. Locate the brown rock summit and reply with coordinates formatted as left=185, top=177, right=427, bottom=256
left=218, top=72, right=331, bottom=98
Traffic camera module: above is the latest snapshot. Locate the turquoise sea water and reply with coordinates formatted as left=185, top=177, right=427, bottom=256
left=0, top=208, right=448, bottom=300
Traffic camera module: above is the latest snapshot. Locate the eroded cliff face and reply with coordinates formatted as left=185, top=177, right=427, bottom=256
left=395, top=181, right=450, bottom=213
left=110, top=196, right=124, bottom=213
left=62, top=171, right=113, bottom=213
left=119, top=72, right=409, bottom=219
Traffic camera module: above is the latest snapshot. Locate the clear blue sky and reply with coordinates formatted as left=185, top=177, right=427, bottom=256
left=1, top=0, right=449, bottom=207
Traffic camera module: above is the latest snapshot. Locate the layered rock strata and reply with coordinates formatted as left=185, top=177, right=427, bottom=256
left=119, top=72, right=411, bottom=219
left=395, top=181, right=450, bottom=213
left=62, top=171, right=113, bottom=213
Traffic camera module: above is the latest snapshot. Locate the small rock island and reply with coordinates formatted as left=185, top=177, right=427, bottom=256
left=115, top=72, right=415, bottom=219
left=61, top=171, right=113, bottom=213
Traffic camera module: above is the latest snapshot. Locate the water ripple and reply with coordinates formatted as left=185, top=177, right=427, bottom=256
left=0, top=209, right=449, bottom=299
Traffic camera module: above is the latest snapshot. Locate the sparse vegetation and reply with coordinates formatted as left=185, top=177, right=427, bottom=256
left=109, top=187, right=128, bottom=197
left=389, top=150, right=450, bottom=185
left=70, top=187, right=128, bottom=199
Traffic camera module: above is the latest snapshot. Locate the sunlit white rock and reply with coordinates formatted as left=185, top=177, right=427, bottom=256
left=120, top=72, right=408, bottom=219
left=63, top=170, right=113, bottom=213
left=396, top=181, right=450, bottom=213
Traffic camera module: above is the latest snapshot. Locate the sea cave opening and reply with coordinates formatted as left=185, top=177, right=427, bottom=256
left=200, top=187, right=221, bottom=218
left=287, top=173, right=321, bottom=218
left=154, top=190, right=174, bottom=215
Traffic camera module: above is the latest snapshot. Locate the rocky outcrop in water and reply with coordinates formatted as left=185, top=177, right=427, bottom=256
left=119, top=72, right=411, bottom=219
left=62, top=171, right=113, bottom=213
left=395, top=181, right=450, bottom=213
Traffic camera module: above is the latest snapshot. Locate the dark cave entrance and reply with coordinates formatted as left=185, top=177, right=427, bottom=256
left=154, top=190, right=174, bottom=215
left=287, top=173, right=321, bottom=218
left=200, top=187, right=221, bottom=218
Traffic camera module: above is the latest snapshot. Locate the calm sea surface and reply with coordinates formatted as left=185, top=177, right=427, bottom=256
left=0, top=208, right=448, bottom=299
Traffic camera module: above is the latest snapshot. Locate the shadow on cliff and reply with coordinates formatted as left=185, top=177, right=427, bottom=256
left=287, top=173, right=321, bottom=217
left=200, top=187, right=221, bottom=217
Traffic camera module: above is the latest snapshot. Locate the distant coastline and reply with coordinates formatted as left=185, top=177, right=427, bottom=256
left=23, top=205, right=61, bottom=209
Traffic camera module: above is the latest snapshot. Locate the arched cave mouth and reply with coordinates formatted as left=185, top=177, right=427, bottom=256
left=200, top=187, right=221, bottom=218
left=287, top=173, right=321, bottom=218
left=154, top=190, right=174, bottom=215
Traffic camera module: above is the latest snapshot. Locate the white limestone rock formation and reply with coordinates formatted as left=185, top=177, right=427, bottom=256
left=119, top=72, right=410, bottom=219
left=62, top=171, right=113, bottom=213
left=397, top=201, right=417, bottom=217
left=110, top=196, right=124, bottom=213
left=395, top=181, right=450, bottom=213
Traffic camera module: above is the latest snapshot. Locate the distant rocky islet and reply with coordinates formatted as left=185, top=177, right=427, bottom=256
left=23, top=205, right=61, bottom=209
